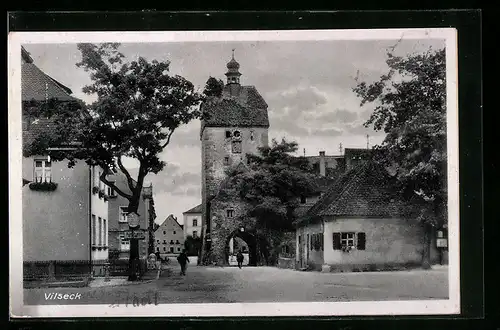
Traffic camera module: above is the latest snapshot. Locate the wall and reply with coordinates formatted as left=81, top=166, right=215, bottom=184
left=154, top=217, right=185, bottom=257
left=23, top=157, right=90, bottom=262
left=90, top=166, right=109, bottom=261
left=183, top=213, right=202, bottom=238
left=296, top=223, right=324, bottom=270
left=323, top=217, right=439, bottom=266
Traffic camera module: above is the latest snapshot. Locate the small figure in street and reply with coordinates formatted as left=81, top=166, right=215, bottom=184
left=236, top=250, right=244, bottom=269
left=155, top=251, right=162, bottom=272
left=177, top=249, right=190, bottom=276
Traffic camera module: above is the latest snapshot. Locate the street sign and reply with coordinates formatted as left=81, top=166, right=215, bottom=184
left=124, top=231, right=146, bottom=240
left=436, top=238, right=448, bottom=248
left=127, top=212, right=140, bottom=228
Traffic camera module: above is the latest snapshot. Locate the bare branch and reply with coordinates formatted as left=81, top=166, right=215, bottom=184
left=160, top=130, right=175, bottom=149
left=99, top=170, right=132, bottom=200
left=117, top=155, right=136, bottom=191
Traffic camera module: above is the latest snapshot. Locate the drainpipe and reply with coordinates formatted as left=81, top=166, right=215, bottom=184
left=88, top=166, right=92, bottom=275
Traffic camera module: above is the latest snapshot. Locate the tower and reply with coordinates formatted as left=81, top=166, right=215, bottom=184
left=199, top=52, right=270, bottom=265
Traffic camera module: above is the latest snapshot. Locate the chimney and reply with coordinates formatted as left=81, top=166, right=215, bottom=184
left=319, top=151, right=326, bottom=177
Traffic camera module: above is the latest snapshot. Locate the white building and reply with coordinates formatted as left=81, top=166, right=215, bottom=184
left=182, top=204, right=202, bottom=239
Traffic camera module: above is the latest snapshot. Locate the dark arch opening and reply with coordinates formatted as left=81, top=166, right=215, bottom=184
left=225, top=229, right=258, bottom=266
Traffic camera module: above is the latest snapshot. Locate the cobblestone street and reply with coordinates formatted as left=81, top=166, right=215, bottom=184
left=24, top=265, right=449, bottom=305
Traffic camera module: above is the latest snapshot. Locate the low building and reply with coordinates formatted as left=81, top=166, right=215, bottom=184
left=182, top=204, right=202, bottom=239
left=296, top=161, right=443, bottom=272
left=155, top=215, right=185, bottom=257
left=21, top=46, right=110, bottom=282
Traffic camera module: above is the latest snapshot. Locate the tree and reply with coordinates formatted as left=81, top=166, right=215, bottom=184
left=23, top=43, right=204, bottom=280
left=203, top=77, right=224, bottom=98
left=222, top=138, right=320, bottom=264
left=353, top=47, right=447, bottom=268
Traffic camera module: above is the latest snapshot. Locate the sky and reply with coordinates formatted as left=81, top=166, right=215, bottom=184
left=23, top=38, right=445, bottom=225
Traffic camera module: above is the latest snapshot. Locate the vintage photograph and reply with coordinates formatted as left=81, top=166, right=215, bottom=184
left=9, top=29, right=459, bottom=317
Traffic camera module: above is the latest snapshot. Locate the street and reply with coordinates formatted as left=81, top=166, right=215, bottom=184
left=24, top=265, right=449, bottom=305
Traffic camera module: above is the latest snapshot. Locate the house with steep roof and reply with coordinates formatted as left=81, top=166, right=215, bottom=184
left=21, top=46, right=111, bottom=282
left=154, top=215, right=185, bottom=258
left=183, top=204, right=202, bottom=240
left=295, top=161, right=443, bottom=272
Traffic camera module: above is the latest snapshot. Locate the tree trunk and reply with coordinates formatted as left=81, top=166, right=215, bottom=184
left=422, top=222, right=432, bottom=270
left=127, top=196, right=141, bottom=281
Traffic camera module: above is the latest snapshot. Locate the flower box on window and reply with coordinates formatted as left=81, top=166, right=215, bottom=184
left=28, top=181, right=58, bottom=192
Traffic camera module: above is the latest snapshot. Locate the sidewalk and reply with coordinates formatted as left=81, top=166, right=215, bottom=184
left=88, top=269, right=159, bottom=288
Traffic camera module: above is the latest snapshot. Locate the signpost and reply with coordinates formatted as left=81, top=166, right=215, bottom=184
left=436, top=238, right=448, bottom=248
left=124, top=230, right=146, bottom=240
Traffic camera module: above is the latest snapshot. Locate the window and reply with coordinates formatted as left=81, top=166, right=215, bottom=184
left=193, top=219, right=198, bottom=227
left=177, top=247, right=181, bottom=252
left=233, top=130, right=241, bottom=139
left=97, top=217, right=102, bottom=246
left=92, top=214, right=97, bottom=246
left=170, top=247, right=174, bottom=253
left=300, top=195, right=307, bottom=204
left=170, top=240, right=174, bottom=244
left=231, top=141, right=242, bottom=153
left=34, top=159, right=51, bottom=183
left=176, top=240, right=180, bottom=244
left=119, top=234, right=130, bottom=251
left=250, top=130, right=254, bottom=141
left=119, top=207, right=128, bottom=223
left=193, top=231, right=198, bottom=238
left=311, top=233, right=323, bottom=251
left=107, top=181, right=116, bottom=196
left=163, top=240, right=166, bottom=244
left=156, top=247, right=159, bottom=252
left=173, top=231, right=176, bottom=235
left=103, top=219, right=107, bottom=246
left=332, top=232, right=362, bottom=250
left=226, top=209, right=234, bottom=218
left=223, top=156, right=230, bottom=165
left=163, top=231, right=166, bottom=235
left=157, top=240, right=160, bottom=243
left=225, top=131, right=232, bottom=138
left=163, top=247, right=166, bottom=251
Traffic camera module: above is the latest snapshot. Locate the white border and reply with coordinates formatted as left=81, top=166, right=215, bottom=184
left=9, top=28, right=460, bottom=318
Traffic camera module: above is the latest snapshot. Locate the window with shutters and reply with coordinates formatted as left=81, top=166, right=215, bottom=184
left=332, top=232, right=365, bottom=250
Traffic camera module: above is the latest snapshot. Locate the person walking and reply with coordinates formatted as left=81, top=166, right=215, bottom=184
left=236, top=250, right=244, bottom=269
left=177, top=249, right=190, bottom=276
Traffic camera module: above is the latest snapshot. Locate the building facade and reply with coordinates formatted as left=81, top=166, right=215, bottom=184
left=154, top=215, right=185, bottom=258
left=183, top=204, right=202, bottom=239
left=200, top=53, right=270, bottom=265
left=21, top=47, right=110, bottom=281
left=106, top=172, right=154, bottom=260
left=295, top=162, right=444, bottom=272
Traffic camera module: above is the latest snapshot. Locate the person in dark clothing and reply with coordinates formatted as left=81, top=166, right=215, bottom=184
left=177, top=250, right=190, bottom=275
left=236, top=250, right=244, bottom=269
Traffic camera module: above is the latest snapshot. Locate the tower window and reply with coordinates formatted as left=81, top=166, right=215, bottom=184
left=233, top=130, right=241, bottom=138
left=232, top=141, right=242, bottom=154
left=250, top=131, right=254, bottom=141
left=226, top=209, right=234, bottom=218
left=225, top=131, right=232, bottom=138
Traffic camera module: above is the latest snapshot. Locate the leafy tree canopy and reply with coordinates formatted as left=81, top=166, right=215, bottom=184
left=353, top=47, right=447, bottom=226
left=23, top=43, right=205, bottom=214
left=203, top=76, right=224, bottom=98
left=223, top=138, right=321, bottom=231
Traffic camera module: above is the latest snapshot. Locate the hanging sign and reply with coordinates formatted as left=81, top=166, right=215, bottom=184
left=124, top=230, right=146, bottom=240
left=127, top=212, right=140, bottom=228
left=436, top=238, right=448, bottom=248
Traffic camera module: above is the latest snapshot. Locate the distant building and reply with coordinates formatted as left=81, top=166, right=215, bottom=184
left=155, top=215, right=184, bottom=257
left=21, top=46, right=110, bottom=281
left=182, top=204, right=202, bottom=239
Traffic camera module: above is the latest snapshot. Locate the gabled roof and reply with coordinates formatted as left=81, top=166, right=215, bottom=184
left=201, top=85, right=269, bottom=132
left=183, top=204, right=202, bottom=214
left=300, top=161, right=415, bottom=225
left=22, top=60, right=74, bottom=102
left=157, top=214, right=183, bottom=230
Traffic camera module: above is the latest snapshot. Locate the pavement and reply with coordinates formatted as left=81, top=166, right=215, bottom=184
left=23, top=265, right=449, bottom=305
